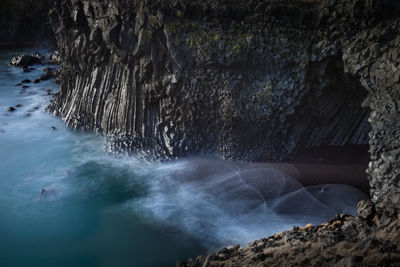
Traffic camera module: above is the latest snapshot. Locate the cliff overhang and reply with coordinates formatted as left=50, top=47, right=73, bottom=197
left=49, top=0, right=400, bottom=208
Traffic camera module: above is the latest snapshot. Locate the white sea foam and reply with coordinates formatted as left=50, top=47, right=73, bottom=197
left=126, top=157, right=367, bottom=249
left=0, top=50, right=368, bottom=265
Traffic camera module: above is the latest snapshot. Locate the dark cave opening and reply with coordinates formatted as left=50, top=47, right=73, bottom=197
left=290, top=144, right=370, bottom=194
left=288, top=57, right=372, bottom=195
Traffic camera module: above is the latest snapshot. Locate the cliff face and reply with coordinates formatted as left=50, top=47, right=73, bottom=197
left=0, top=0, right=54, bottom=48
left=49, top=0, right=400, bottom=205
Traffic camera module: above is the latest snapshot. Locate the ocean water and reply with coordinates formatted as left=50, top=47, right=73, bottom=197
left=0, top=49, right=367, bottom=267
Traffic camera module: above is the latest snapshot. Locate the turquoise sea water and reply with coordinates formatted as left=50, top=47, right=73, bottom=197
left=0, top=50, right=367, bottom=267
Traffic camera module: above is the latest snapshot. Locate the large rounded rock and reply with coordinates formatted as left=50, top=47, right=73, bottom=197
left=9, top=54, right=42, bottom=67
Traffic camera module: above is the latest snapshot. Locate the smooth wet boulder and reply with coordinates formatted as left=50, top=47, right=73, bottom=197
left=9, top=54, right=42, bottom=68
left=40, top=187, right=58, bottom=197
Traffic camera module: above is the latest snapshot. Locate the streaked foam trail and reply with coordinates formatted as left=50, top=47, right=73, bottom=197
left=0, top=49, right=368, bottom=266
left=127, top=157, right=368, bottom=249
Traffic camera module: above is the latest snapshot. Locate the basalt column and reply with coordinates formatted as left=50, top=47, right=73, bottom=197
left=50, top=0, right=400, bottom=205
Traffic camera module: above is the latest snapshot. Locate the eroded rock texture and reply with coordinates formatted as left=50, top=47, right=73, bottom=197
left=49, top=0, right=400, bottom=204
left=181, top=201, right=400, bottom=267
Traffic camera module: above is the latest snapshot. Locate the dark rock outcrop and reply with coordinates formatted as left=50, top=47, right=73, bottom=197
left=9, top=55, right=42, bottom=68
left=46, top=0, right=400, bottom=265
left=49, top=0, right=399, bottom=205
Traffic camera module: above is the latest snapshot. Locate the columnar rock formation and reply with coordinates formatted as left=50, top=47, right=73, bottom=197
left=49, top=0, right=400, bottom=206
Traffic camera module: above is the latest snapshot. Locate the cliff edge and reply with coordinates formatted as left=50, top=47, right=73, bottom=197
left=49, top=0, right=400, bottom=265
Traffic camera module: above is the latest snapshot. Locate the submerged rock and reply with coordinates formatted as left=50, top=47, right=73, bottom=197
left=23, top=67, right=36, bottom=73
left=40, top=188, right=47, bottom=195
left=40, top=68, right=58, bottom=81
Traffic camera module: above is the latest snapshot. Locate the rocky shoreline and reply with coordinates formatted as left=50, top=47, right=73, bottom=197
left=180, top=199, right=400, bottom=266
left=9, top=0, right=400, bottom=265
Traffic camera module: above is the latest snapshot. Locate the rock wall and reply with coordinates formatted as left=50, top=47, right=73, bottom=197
left=49, top=0, right=400, bottom=204
left=0, top=0, right=54, bottom=48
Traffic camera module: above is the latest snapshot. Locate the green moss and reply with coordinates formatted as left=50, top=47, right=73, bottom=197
left=182, top=21, right=255, bottom=55
left=164, top=22, right=177, bottom=35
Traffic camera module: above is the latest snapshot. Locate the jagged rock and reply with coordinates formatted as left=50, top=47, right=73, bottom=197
left=182, top=207, right=400, bottom=267
left=358, top=200, right=375, bottom=219
left=49, top=0, right=400, bottom=206
left=9, top=55, right=42, bottom=67
left=50, top=51, right=62, bottom=64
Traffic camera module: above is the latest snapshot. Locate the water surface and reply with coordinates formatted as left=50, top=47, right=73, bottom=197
left=0, top=50, right=367, bottom=267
